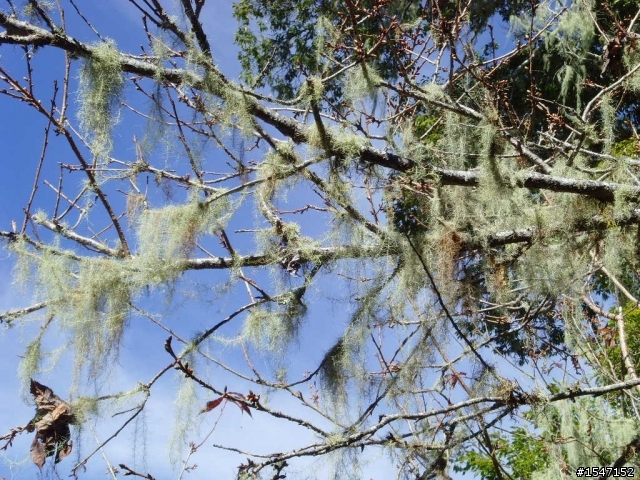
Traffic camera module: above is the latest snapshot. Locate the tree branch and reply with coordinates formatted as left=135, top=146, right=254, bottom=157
left=3, top=13, right=638, bottom=203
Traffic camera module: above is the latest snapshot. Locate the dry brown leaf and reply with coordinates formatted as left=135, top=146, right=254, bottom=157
left=27, top=380, right=76, bottom=469
left=30, top=437, right=45, bottom=469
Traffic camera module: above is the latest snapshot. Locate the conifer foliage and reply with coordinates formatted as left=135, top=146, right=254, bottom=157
left=1, top=0, right=640, bottom=478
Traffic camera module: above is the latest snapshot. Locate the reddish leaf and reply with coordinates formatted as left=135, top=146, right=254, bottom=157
left=229, top=399, right=252, bottom=418
left=199, top=397, right=224, bottom=414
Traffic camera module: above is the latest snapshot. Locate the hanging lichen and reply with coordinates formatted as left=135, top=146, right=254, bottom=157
left=11, top=236, right=132, bottom=382
left=531, top=396, right=638, bottom=479
left=243, top=297, right=306, bottom=354
left=344, top=62, right=382, bottom=105
left=623, top=40, right=640, bottom=93
left=318, top=279, right=390, bottom=404
left=9, top=195, right=234, bottom=384
left=169, top=360, right=200, bottom=466
left=77, top=40, right=125, bottom=161
left=66, top=258, right=132, bottom=381
left=19, top=337, right=43, bottom=387
left=22, top=1, right=54, bottom=23
left=134, top=195, right=232, bottom=284
left=600, top=93, right=616, bottom=155
left=510, top=0, right=595, bottom=109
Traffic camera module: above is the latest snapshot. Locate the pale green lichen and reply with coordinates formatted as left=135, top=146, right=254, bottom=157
left=344, top=63, right=382, bottom=105
left=78, top=40, right=125, bottom=161
left=130, top=195, right=236, bottom=289
left=600, top=93, right=615, bottom=155
left=70, top=396, right=101, bottom=425
left=242, top=299, right=306, bottom=354
left=531, top=397, right=637, bottom=479
left=169, top=367, right=200, bottom=466
left=10, top=193, right=235, bottom=385
left=300, top=76, right=324, bottom=105
left=623, top=48, right=640, bottom=93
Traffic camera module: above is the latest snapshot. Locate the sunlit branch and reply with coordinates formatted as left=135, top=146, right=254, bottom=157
left=3, top=13, right=639, bottom=203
